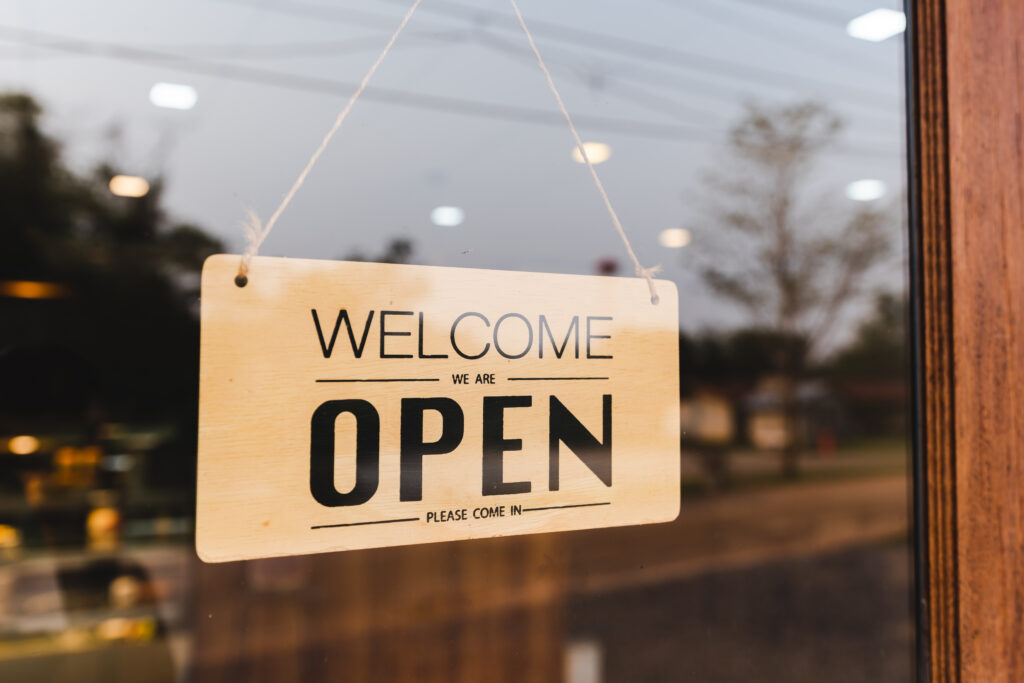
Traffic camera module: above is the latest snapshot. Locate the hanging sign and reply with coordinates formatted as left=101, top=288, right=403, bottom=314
left=196, top=255, right=680, bottom=562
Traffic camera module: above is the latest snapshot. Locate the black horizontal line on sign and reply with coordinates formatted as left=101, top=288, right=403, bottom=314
left=311, top=517, right=419, bottom=529
left=523, top=502, right=611, bottom=512
left=315, top=378, right=439, bottom=383
left=507, top=377, right=609, bottom=381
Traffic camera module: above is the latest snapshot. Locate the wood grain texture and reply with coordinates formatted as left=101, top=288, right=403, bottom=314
left=196, top=255, right=679, bottom=561
left=946, top=0, right=1024, bottom=679
left=915, top=0, right=1024, bottom=680
left=191, top=534, right=566, bottom=683
left=910, top=1, right=959, bottom=680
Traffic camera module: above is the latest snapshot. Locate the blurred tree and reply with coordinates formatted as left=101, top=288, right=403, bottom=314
left=692, top=102, right=890, bottom=477
left=679, top=326, right=810, bottom=489
left=379, top=238, right=414, bottom=264
left=827, top=292, right=906, bottom=379
left=343, top=237, right=414, bottom=264
left=0, top=92, right=223, bottom=438
left=822, top=292, right=908, bottom=435
left=679, top=327, right=806, bottom=399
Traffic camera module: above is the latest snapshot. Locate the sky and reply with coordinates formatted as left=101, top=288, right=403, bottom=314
left=0, top=0, right=907, bottom=340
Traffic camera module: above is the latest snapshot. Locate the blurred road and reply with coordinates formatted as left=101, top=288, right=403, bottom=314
left=568, top=473, right=908, bottom=594
left=569, top=541, right=913, bottom=683
left=565, top=471, right=912, bottom=682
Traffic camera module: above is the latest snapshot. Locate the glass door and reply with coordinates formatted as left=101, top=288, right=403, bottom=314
left=0, top=1, right=914, bottom=680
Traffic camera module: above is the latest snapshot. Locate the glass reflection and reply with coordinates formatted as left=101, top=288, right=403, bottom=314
left=0, top=1, right=910, bottom=681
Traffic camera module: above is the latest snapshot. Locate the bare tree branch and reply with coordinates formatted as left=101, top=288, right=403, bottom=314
left=689, top=100, right=893, bottom=477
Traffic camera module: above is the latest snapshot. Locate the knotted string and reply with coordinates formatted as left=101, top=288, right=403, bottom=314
left=505, top=0, right=661, bottom=303
left=237, top=0, right=661, bottom=305
left=236, top=0, right=424, bottom=284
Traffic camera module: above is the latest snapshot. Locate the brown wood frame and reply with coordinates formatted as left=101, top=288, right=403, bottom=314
left=910, top=0, right=1024, bottom=680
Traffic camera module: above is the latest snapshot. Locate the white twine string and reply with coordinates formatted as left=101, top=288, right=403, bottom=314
left=505, top=0, right=661, bottom=304
left=237, top=0, right=661, bottom=305
left=236, top=0, right=424, bottom=282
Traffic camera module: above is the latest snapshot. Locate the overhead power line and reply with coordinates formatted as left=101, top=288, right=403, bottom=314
left=0, top=24, right=709, bottom=140
left=214, top=0, right=423, bottom=32
left=669, top=0, right=888, bottom=77
left=224, top=0, right=897, bottom=112
left=720, top=0, right=854, bottom=25
left=379, top=0, right=896, bottom=106
left=0, top=31, right=470, bottom=61
left=473, top=29, right=902, bottom=140
left=0, top=24, right=899, bottom=159
left=152, top=30, right=468, bottom=60
left=480, top=28, right=900, bottom=130
left=473, top=31, right=727, bottom=127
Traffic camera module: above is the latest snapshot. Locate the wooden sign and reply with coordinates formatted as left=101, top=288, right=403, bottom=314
left=196, top=255, right=680, bottom=562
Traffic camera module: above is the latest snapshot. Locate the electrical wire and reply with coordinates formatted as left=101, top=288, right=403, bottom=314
left=0, top=24, right=899, bottom=158
left=147, top=30, right=469, bottom=60
left=213, top=0, right=424, bottom=32
left=473, top=29, right=901, bottom=140
left=377, top=0, right=896, bottom=107
left=719, top=0, right=854, bottom=25
left=474, top=30, right=727, bottom=126
left=668, top=0, right=890, bottom=76
left=0, top=24, right=710, bottom=141
left=223, top=0, right=897, bottom=112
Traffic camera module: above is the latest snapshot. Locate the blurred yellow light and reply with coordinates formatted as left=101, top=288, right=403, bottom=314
left=110, top=575, right=143, bottom=608
left=97, top=617, right=134, bottom=640
left=571, top=142, right=612, bottom=165
left=87, top=506, right=121, bottom=550
left=0, top=280, right=69, bottom=299
left=8, top=435, right=40, bottom=455
left=109, top=175, right=150, bottom=198
left=659, top=228, right=691, bottom=248
left=0, top=524, right=22, bottom=549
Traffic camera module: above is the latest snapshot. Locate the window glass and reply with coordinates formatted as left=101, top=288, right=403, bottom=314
left=0, top=1, right=911, bottom=680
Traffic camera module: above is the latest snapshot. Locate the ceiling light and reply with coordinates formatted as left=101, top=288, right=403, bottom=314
left=846, top=9, right=906, bottom=42
left=8, top=435, right=40, bottom=455
left=149, top=82, right=198, bottom=110
left=109, top=175, right=150, bottom=198
left=659, top=228, right=691, bottom=248
left=430, top=206, right=465, bottom=227
left=571, top=142, right=611, bottom=165
left=845, top=179, right=887, bottom=201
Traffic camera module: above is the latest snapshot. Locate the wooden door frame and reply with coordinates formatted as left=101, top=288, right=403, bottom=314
left=909, top=0, right=1024, bottom=680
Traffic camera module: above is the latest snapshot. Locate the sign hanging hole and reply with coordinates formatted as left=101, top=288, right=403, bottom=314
left=232, top=0, right=660, bottom=305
